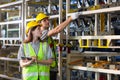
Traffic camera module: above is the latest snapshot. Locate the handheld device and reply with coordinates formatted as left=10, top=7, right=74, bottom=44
left=21, top=57, right=26, bottom=60
left=21, top=57, right=32, bottom=60
left=27, top=57, right=32, bottom=60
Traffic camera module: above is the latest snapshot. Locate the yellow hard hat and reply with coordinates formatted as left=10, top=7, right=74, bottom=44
left=26, top=20, right=40, bottom=34
left=36, top=13, right=49, bottom=22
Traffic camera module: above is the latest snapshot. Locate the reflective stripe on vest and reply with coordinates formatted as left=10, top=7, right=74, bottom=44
left=23, top=42, right=50, bottom=80
left=23, top=71, right=49, bottom=78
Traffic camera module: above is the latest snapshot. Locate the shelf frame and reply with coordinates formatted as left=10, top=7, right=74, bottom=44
left=67, top=6, right=120, bottom=16
left=0, top=57, right=21, bottom=80
left=67, top=52, right=120, bottom=80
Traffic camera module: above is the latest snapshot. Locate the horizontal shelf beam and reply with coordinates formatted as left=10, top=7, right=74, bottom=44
left=0, top=0, right=30, bottom=8
left=69, top=66, right=120, bottom=75
left=0, top=38, right=20, bottom=40
left=67, top=6, right=120, bottom=16
left=77, top=46, right=120, bottom=48
left=26, top=14, right=59, bottom=22
left=0, top=20, right=22, bottom=25
left=4, top=44, right=20, bottom=46
left=78, top=46, right=120, bottom=48
left=68, top=52, right=120, bottom=57
left=49, top=14, right=59, bottom=19
left=69, top=35, right=120, bottom=39
left=7, top=29, right=19, bottom=31
left=0, top=74, right=21, bottom=80
left=0, top=57, right=19, bottom=61
left=26, top=18, right=35, bottom=22
left=0, top=1, right=22, bottom=8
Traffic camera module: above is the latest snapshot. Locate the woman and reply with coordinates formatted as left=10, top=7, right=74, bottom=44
left=17, top=20, right=53, bottom=80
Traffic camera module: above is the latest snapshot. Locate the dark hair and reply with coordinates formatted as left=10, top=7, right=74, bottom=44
left=24, top=26, right=38, bottom=43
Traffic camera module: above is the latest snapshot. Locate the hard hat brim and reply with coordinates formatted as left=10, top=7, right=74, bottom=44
left=26, top=24, right=41, bottom=35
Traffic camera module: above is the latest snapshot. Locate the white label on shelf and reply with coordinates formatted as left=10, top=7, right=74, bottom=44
left=35, top=0, right=40, bottom=2
left=87, top=62, right=92, bottom=67
left=109, top=65, right=115, bottom=69
left=112, top=0, right=116, bottom=2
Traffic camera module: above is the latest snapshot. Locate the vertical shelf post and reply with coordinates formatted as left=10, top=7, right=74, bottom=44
left=107, top=0, right=112, bottom=78
left=107, top=0, right=112, bottom=34
left=66, top=0, right=70, bottom=80
left=94, top=0, right=98, bottom=36
left=21, top=0, right=26, bottom=41
left=58, top=0, right=63, bottom=80
left=95, top=56, right=99, bottom=80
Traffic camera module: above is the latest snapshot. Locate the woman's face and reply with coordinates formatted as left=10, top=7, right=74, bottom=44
left=40, top=18, right=49, bottom=29
left=32, top=26, right=42, bottom=38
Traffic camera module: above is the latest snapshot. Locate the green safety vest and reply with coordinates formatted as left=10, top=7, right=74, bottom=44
left=48, top=37, right=58, bottom=68
left=22, top=42, right=50, bottom=80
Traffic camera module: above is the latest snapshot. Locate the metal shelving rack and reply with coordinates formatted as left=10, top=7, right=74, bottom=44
left=0, top=0, right=25, bottom=46
left=65, top=0, right=120, bottom=80
left=66, top=0, right=120, bottom=48
left=0, top=57, right=21, bottom=80
left=0, top=0, right=64, bottom=80
left=66, top=52, right=120, bottom=80
left=0, top=1, right=24, bottom=79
